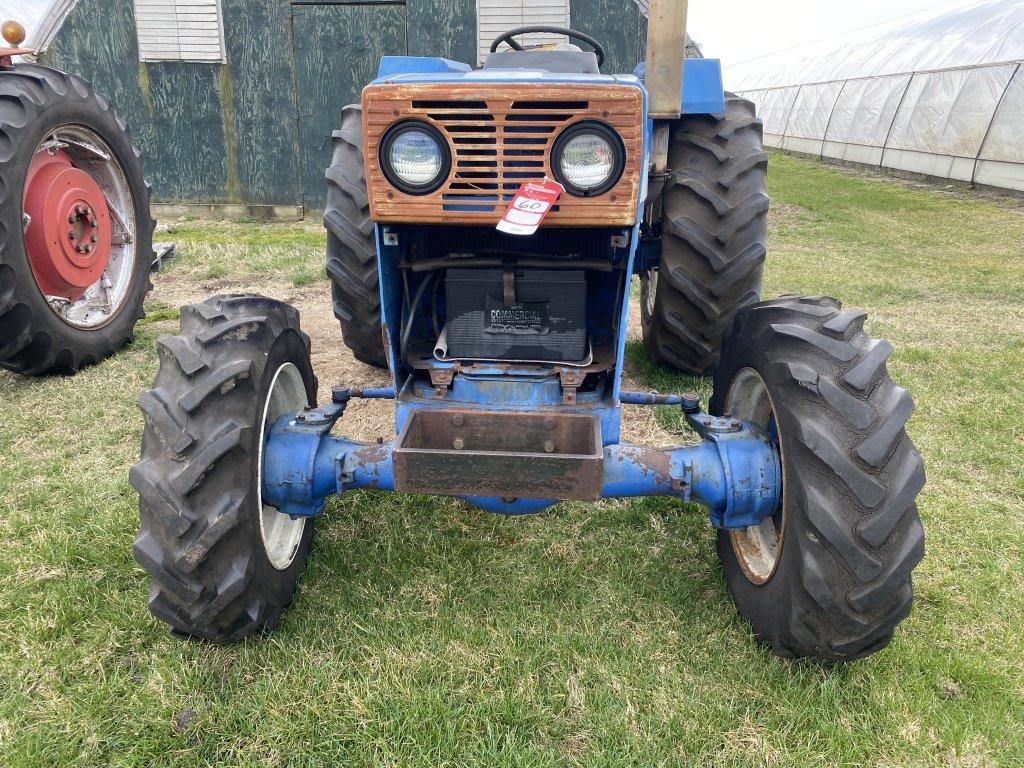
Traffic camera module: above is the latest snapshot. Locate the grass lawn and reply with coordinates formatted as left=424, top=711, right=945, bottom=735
left=1, top=154, right=1022, bottom=766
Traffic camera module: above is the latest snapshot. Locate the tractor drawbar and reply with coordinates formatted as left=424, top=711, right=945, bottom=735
left=261, top=388, right=781, bottom=527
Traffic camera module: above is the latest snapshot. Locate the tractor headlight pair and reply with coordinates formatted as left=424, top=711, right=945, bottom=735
left=379, top=120, right=625, bottom=197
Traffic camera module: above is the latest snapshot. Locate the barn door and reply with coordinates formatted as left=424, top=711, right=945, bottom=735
left=291, top=1, right=408, bottom=211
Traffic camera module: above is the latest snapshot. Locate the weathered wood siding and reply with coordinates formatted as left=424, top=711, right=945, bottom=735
left=572, top=0, right=647, bottom=77
left=293, top=3, right=407, bottom=209
left=38, top=0, right=645, bottom=212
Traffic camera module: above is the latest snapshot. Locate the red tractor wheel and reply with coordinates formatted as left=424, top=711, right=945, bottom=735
left=0, top=64, right=154, bottom=375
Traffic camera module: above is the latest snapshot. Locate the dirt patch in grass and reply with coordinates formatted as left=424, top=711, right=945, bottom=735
left=768, top=202, right=809, bottom=231
left=152, top=273, right=393, bottom=442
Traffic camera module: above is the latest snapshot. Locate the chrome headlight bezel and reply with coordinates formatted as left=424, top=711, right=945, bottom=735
left=551, top=121, right=626, bottom=197
left=379, top=121, right=451, bottom=195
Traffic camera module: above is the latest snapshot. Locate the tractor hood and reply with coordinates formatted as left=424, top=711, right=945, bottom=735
left=371, top=56, right=643, bottom=88
left=369, top=56, right=724, bottom=116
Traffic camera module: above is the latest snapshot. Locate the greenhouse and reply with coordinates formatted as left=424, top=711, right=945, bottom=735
left=728, top=0, right=1024, bottom=192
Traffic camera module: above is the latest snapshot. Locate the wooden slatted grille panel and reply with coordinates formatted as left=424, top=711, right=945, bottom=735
left=362, top=83, right=644, bottom=226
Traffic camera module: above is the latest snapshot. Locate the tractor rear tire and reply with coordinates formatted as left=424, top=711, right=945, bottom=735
left=324, top=104, right=387, bottom=369
left=131, top=295, right=317, bottom=642
left=710, top=295, right=925, bottom=661
left=642, top=94, right=768, bottom=376
left=0, top=64, right=154, bottom=376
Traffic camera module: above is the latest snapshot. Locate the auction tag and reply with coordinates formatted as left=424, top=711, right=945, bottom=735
left=497, top=179, right=564, bottom=236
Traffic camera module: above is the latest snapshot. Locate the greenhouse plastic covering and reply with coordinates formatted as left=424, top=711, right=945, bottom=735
left=727, top=0, right=1024, bottom=192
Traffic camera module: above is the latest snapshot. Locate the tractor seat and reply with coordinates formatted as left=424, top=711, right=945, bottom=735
left=482, top=45, right=600, bottom=74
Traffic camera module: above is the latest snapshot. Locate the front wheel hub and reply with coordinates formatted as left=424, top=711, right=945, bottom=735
left=23, top=149, right=112, bottom=301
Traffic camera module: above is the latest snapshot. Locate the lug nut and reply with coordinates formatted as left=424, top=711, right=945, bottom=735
left=89, top=218, right=97, bottom=227
left=75, top=244, right=85, bottom=253
left=90, top=234, right=98, bottom=243
left=452, top=437, right=465, bottom=450
left=68, top=214, right=75, bottom=223
left=68, top=229, right=75, bottom=239
left=85, top=244, right=93, bottom=253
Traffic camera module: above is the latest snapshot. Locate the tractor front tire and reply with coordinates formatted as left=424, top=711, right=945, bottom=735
left=0, top=64, right=154, bottom=376
left=710, top=295, right=925, bottom=661
left=324, top=104, right=387, bottom=368
left=131, top=295, right=317, bottom=642
left=642, top=94, right=768, bottom=376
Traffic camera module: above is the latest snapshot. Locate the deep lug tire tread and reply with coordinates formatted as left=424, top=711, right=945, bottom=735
left=643, top=94, right=768, bottom=376
left=324, top=104, right=387, bottom=368
left=0, top=64, right=154, bottom=376
left=131, top=294, right=316, bottom=642
left=710, top=295, right=925, bottom=661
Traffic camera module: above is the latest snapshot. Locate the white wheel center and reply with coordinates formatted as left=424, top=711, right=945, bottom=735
left=257, top=362, right=308, bottom=570
left=725, top=367, right=785, bottom=585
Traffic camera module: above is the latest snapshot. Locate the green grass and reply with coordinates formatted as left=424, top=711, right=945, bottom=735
left=159, top=218, right=327, bottom=287
left=1, top=154, right=1022, bottom=766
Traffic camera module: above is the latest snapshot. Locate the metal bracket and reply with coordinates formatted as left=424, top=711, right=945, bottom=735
left=670, top=462, right=692, bottom=499
left=152, top=242, right=176, bottom=273
left=427, top=367, right=454, bottom=397
left=558, top=367, right=586, bottom=404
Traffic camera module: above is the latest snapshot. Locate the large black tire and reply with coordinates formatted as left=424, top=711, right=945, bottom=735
left=0, top=64, right=154, bottom=376
left=709, top=296, right=925, bottom=661
left=642, top=94, right=768, bottom=376
left=324, top=104, right=387, bottom=368
left=131, top=295, right=317, bottom=642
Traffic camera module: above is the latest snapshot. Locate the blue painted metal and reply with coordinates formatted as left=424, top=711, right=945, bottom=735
left=260, top=54, right=776, bottom=532
left=620, top=391, right=700, bottom=411
left=376, top=56, right=472, bottom=79
left=373, top=70, right=643, bottom=87
left=371, top=82, right=650, bottom=450
left=262, top=409, right=779, bottom=526
left=631, top=58, right=726, bottom=115
left=634, top=237, right=662, bottom=274
left=333, top=386, right=397, bottom=401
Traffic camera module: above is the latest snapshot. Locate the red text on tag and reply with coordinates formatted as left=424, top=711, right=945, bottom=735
left=497, top=179, right=564, bottom=236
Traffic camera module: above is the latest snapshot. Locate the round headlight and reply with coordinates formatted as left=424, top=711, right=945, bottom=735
left=553, top=122, right=625, bottom=197
left=380, top=122, right=450, bottom=195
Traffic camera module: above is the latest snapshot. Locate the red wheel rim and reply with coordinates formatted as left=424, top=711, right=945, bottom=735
left=23, top=148, right=113, bottom=302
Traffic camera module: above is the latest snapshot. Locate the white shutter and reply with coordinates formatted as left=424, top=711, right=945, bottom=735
left=477, top=0, right=571, bottom=66
left=134, top=0, right=225, bottom=63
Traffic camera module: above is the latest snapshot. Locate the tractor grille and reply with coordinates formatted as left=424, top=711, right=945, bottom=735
left=362, top=83, right=644, bottom=226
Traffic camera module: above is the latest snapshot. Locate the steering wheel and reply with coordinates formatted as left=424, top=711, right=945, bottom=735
left=490, top=26, right=605, bottom=68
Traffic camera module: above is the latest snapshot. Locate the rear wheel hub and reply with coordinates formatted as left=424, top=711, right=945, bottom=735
left=23, top=149, right=112, bottom=302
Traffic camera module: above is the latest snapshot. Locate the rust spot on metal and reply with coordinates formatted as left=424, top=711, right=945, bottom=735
left=393, top=409, right=603, bottom=501
left=361, top=82, right=643, bottom=227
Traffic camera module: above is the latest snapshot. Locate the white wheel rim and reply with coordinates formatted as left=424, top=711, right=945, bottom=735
left=643, top=270, right=658, bottom=320
left=725, top=367, right=785, bottom=585
left=27, top=125, right=138, bottom=329
left=257, top=362, right=308, bottom=570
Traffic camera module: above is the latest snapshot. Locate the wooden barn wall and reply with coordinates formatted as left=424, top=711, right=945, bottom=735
left=572, top=0, right=646, bottom=78
left=39, top=0, right=643, bottom=212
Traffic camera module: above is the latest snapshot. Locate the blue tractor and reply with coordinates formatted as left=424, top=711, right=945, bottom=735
left=132, top=3, right=925, bottom=661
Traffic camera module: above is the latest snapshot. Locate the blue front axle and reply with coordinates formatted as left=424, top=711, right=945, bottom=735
left=262, top=392, right=782, bottom=529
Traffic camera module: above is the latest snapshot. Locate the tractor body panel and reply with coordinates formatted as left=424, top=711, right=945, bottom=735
left=269, top=50, right=780, bottom=522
